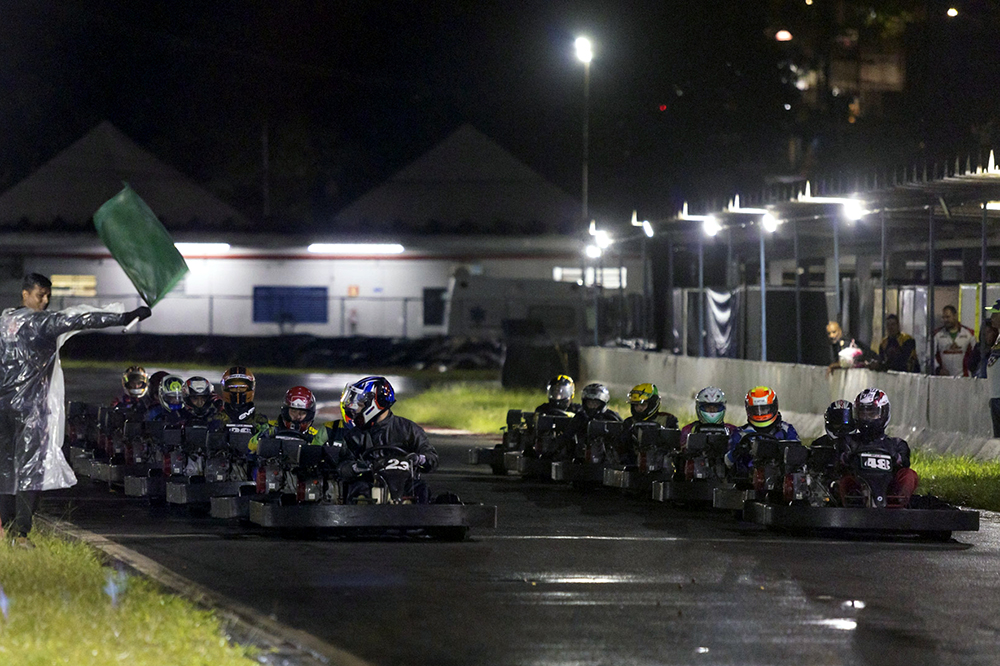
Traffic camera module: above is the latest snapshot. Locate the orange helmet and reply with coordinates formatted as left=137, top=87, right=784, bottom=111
left=221, top=366, right=256, bottom=405
left=745, top=386, right=778, bottom=428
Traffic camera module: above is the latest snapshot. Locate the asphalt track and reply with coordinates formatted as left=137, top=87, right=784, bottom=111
left=41, top=369, right=1000, bottom=666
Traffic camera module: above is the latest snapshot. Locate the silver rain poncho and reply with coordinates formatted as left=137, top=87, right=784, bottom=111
left=0, top=303, right=126, bottom=494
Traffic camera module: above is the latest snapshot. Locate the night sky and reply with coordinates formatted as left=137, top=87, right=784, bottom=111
left=1, top=1, right=998, bottom=230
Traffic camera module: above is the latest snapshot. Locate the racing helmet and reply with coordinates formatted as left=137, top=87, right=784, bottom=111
left=580, top=383, right=610, bottom=418
left=546, top=375, right=575, bottom=410
left=158, top=375, right=185, bottom=412
left=122, top=365, right=149, bottom=398
left=825, top=400, right=855, bottom=438
left=745, top=386, right=778, bottom=429
left=855, top=388, right=890, bottom=438
left=183, top=376, right=215, bottom=417
left=627, top=383, right=660, bottom=421
left=280, top=386, right=317, bottom=432
left=221, top=366, right=255, bottom=405
left=695, top=386, right=727, bottom=425
left=341, top=376, right=395, bottom=429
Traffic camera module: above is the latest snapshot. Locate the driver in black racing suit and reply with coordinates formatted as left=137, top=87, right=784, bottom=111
left=555, top=383, right=622, bottom=460
left=338, top=376, right=438, bottom=503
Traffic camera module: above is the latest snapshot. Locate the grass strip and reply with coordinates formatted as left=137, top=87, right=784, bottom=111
left=0, top=531, right=257, bottom=666
left=911, top=450, right=1000, bottom=512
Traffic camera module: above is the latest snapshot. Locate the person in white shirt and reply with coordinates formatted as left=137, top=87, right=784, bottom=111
left=932, top=305, right=976, bottom=376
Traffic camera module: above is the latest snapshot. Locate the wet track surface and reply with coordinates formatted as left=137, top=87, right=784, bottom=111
left=45, top=369, right=1000, bottom=666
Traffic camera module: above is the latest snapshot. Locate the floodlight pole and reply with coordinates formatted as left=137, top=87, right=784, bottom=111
left=983, top=201, right=989, bottom=338
left=760, top=223, right=767, bottom=362
left=927, top=207, right=935, bottom=375
left=794, top=220, right=802, bottom=364
left=698, top=232, right=705, bottom=357
left=880, top=210, right=887, bottom=341
left=833, top=217, right=840, bottom=322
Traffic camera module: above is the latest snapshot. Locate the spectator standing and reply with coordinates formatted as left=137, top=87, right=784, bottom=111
left=826, top=320, right=874, bottom=372
left=970, top=322, right=998, bottom=379
left=933, top=305, right=976, bottom=376
left=877, top=314, right=920, bottom=373
left=986, top=303, right=1000, bottom=437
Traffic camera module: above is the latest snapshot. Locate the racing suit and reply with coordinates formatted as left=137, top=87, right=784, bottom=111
left=835, top=432, right=918, bottom=506
left=534, top=401, right=582, bottom=417
left=679, top=421, right=740, bottom=449
left=725, top=418, right=800, bottom=478
left=340, top=412, right=438, bottom=503
left=0, top=304, right=131, bottom=538
left=989, top=339, right=1000, bottom=437
left=217, top=403, right=269, bottom=481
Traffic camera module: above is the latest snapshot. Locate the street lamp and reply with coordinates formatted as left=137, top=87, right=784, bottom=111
left=575, top=36, right=593, bottom=229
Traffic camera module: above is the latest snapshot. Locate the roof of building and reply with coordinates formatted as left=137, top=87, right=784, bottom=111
left=334, top=124, right=579, bottom=234
left=0, top=121, right=247, bottom=230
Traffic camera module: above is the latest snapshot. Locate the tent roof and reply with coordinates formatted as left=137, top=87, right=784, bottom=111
left=0, top=121, right=246, bottom=230
left=335, top=124, right=579, bottom=234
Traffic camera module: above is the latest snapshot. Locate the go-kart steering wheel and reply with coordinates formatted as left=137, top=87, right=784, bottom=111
left=361, top=445, right=410, bottom=461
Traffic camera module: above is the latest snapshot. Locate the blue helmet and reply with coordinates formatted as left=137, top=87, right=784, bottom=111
left=341, top=376, right=396, bottom=428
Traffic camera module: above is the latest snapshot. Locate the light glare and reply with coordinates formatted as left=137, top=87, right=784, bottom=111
left=703, top=216, right=722, bottom=237
left=174, top=243, right=230, bottom=255
left=575, top=37, right=593, bottom=64
left=775, top=30, right=793, bottom=42
left=947, top=7, right=958, bottom=17
left=307, top=243, right=404, bottom=255
left=585, top=244, right=602, bottom=259
left=642, top=220, right=654, bottom=237
left=842, top=199, right=867, bottom=221
left=762, top=213, right=779, bottom=232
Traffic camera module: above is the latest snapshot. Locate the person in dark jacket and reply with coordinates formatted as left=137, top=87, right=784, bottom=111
left=555, top=383, right=623, bottom=461
left=338, top=376, right=438, bottom=502
left=835, top=388, right=918, bottom=507
left=0, top=273, right=150, bottom=546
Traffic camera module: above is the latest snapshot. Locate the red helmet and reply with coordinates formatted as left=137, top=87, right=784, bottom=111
left=745, top=386, right=778, bottom=429
left=280, top=386, right=316, bottom=432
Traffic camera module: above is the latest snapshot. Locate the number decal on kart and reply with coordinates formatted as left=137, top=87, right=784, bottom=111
left=860, top=453, right=892, bottom=471
left=383, top=458, right=411, bottom=471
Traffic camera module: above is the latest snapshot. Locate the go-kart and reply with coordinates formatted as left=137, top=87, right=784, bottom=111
left=743, top=439, right=980, bottom=539
left=467, top=409, right=536, bottom=475
left=710, top=432, right=787, bottom=510
left=550, top=419, right=622, bottom=485
left=248, top=444, right=496, bottom=540
left=210, top=429, right=309, bottom=519
left=66, top=401, right=102, bottom=478
left=652, top=429, right=732, bottom=504
left=166, top=425, right=256, bottom=507
left=603, top=422, right=680, bottom=494
left=504, top=414, right=573, bottom=478
left=124, top=423, right=187, bottom=499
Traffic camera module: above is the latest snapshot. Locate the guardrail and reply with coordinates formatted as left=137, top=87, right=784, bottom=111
left=580, top=347, right=997, bottom=458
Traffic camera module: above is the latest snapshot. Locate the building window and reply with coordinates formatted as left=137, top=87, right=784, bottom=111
left=553, top=267, right=626, bottom=289
left=50, top=275, right=97, bottom=297
left=423, top=287, right=447, bottom=326
left=252, top=286, right=328, bottom=324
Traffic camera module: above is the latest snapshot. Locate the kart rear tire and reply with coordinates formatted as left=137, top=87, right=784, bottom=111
left=428, top=526, right=469, bottom=542
left=490, top=462, right=508, bottom=476
left=925, top=530, right=953, bottom=542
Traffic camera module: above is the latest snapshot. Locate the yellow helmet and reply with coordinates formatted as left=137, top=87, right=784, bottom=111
left=627, top=383, right=660, bottom=421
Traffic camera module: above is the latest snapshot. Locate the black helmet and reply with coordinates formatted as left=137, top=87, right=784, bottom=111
left=824, top=400, right=855, bottom=438
left=183, top=376, right=215, bottom=418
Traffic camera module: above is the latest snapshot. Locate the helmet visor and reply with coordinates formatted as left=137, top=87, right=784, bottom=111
left=747, top=403, right=777, bottom=418
left=549, top=383, right=573, bottom=402
left=856, top=403, right=883, bottom=422
left=341, top=385, right=373, bottom=416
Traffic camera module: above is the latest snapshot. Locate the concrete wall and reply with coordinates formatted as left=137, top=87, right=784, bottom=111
left=580, top=347, right=998, bottom=460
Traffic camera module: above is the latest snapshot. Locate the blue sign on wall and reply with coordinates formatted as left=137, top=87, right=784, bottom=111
left=253, top=286, right=328, bottom=324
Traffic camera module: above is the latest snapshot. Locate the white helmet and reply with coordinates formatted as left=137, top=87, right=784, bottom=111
left=695, top=386, right=726, bottom=424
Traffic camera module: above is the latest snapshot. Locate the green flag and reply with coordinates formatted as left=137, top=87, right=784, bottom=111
left=93, top=184, right=189, bottom=307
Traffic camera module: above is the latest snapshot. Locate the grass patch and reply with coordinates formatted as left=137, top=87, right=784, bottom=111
left=0, top=531, right=256, bottom=666
left=393, top=383, right=630, bottom=433
left=911, top=450, right=1000, bottom=511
